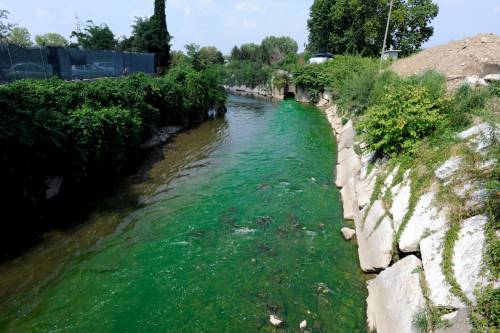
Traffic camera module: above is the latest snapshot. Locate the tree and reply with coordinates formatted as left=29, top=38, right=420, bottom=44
left=0, top=9, right=14, bottom=42
left=307, top=0, right=439, bottom=56
left=230, top=46, right=241, bottom=61
left=35, top=33, right=68, bottom=47
left=8, top=27, right=32, bottom=47
left=151, top=0, right=171, bottom=70
left=71, top=21, right=117, bottom=50
left=260, top=36, right=298, bottom=65
left=183, top=44, right=224, bottom=70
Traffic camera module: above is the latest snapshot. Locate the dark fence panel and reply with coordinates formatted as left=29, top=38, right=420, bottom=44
left=0, top=44, right=155, bottom=83
left=0, top=44, right=53, bottom=83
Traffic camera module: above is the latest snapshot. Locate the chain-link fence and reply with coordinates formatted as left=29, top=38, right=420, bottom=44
left=0, top=44, right=155, bottom=83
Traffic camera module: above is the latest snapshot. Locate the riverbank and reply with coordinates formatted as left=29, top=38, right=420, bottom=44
left=0, top=68, right=227, bottom=260
left=323, top=101, right=498, bottom=333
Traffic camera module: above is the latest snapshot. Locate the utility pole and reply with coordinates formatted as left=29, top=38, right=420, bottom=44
left=380, top=0, right=394, bottom=67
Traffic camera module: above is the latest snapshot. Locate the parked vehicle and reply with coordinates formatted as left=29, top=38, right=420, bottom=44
left=6, top=62, right=48, bottom=80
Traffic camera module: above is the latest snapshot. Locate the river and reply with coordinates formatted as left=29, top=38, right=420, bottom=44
left=0, top=95, right=367, bottom=332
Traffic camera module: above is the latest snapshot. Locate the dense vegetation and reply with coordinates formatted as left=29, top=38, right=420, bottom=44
left=0, top=66, right=226, bottom=251
left=307, top=0, right=439, bottom=56
left=224, top=36, right=304, bottom=88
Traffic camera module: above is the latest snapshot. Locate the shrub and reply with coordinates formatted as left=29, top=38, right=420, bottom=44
left=0, top=65, right=227, bottom=222
left=471, top=287, right=500, bottom=332
left=358, top=80, right=449, bottom=155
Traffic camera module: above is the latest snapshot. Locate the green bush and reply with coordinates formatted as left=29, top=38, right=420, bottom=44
left=358, top=80, right=449, bottom=155
left=0, top=66, right=227, bottom=221
left=224, top=60, right=273, bottom=88
left=471, top=287, right=500, bottom=332
left=293, top=56, right=378, bottom=100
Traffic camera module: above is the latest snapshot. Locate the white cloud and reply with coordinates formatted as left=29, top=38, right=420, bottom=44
left=33, top=8, right=52, bottom=20
left=494, top=5, right=500, bottom=13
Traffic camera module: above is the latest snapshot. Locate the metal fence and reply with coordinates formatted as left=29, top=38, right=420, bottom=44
left=0, top=44, right=155, bottom=83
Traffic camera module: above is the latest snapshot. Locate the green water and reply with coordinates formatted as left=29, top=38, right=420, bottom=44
left=0, top=95, right=366, bottom=332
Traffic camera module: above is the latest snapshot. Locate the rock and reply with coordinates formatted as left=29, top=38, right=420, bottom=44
left=453, top=215, right=489, bottom=304
left=435, top=156, right=463, bottom=181
left=366, top=255, right=426, bottom=333
left=399, top=190, right=448, bottom=253
left=341, top=227, right=356, bottom=240
left=316, top=98, right=329, bottom=107
left=464, top=76, right=487, bottom=87
left=483, top=73, right=500, bottom=82
left=468, top=128, right=498, bottom=152
left=420, top=229, right=464, bottom=308
left=335, top=153, right=362, bottom=188
left=338, top=147, right=358, bottom=164
left=356, top=170, right=377, bottom=209
left=435, top=309, right=472, bottom=333
left=355, top=200, right=394, bottom=272
left=299, top=320, right=307, bottom=330
left=457, top=123, right=492, bottom=140
left=341, top=177, right=359, bottom=220
left=269, top=315, right=284, bottom=327
left=390, top=181, right=411, bottom=232
left=382, top=166, right=400, bottom=195
left=338, top=120, right=355, bottom=150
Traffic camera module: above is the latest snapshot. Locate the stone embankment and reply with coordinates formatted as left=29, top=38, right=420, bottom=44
left=324, top=104, right=498, bottom=333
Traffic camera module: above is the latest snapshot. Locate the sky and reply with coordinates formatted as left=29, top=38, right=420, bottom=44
left=0, top=0, right=499, bottom=54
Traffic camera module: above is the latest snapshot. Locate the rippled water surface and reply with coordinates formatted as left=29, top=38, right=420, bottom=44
left=0, top=95, right=367, bottom=332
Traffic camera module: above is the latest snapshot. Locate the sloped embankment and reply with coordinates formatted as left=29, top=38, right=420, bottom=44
left=392, top=33, right=500, bottom=91
left=325, top=105, right=498, bottom=333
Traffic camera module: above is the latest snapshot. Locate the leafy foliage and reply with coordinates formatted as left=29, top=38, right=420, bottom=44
left=8, top=26, right=32, bottom=47
left=71, top=21, right=117, bottom=50
left=35, top=33, right=69, bottom=47
left=358, top=76, right=449, bottom=155
left=0, top=67, right=226, bottom=220
left=0, top=9, right=14, bottom=42
left=307, top=0, right=439, bottom=56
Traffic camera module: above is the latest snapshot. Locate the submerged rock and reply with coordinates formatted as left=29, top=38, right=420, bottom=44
left=269, top=315, right=284, bottom=327
left=366, top=255, right=426, bottom=333
left=341, top=227, right=356, bottom=240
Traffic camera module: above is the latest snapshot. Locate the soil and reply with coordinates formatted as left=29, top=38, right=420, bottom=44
left=391, top=33, right=500, bottom=91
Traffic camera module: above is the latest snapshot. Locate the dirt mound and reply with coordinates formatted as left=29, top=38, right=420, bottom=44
left=392, top=33, right=500, bottom=91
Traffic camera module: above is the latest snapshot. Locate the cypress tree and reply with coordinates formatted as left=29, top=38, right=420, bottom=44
left=152, top=0, right=171, bottom=70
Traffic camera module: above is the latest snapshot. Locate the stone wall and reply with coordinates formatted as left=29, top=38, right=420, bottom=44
left=324, top=104, right=498, bottom=333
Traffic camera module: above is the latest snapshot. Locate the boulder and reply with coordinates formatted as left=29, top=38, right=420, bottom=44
left=341, top=227, right=356, bottom=240
left=355, top=200, right=394, bottom=272
left=356, top=171, right=377, bottom=209
left=269, top=315, right=284, bottom=327
left=420, top=229, right=464, bottom=308
left=335, top=153, right=362, bottom=188
left=464, top=76, right=487, bottom=87
left=340, top=177, right=359, bottom=220
left=483, top=73, right=500, bottom=82
left=366, top=255, right=426, bottom=333
left=338, top=120, right=355, bottom=150
left=338, top=147, right=358, bottom=164
left=457, top=122, right=492, bottom=140
left=453, top=215, right=489, bottom=304
left=435, top=309, right=472, bottom=333
left=382, top=166, right=400, bottom=195
left=390, top=181, right=411, bottom=232
left=399, top=190, right=448, bottom=253
left=435, top=156, right=463, bottom=181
